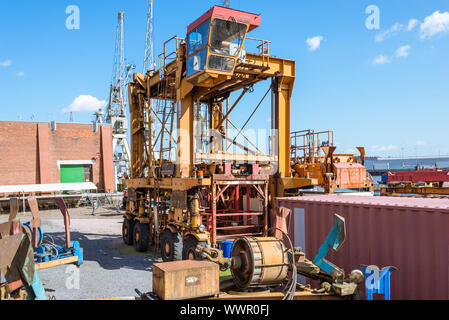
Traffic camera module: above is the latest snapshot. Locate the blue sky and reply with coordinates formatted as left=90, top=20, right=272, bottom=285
left=1, top=0, right=448, bottom=157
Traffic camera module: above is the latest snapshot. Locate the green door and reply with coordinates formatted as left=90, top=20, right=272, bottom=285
left=60, top=165, right=85, bottom=183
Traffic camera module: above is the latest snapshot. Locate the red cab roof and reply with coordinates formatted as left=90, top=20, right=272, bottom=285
left=187, top=5, right=261, bottom=34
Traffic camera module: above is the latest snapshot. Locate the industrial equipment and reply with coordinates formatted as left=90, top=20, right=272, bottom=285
left=123, top=5, right=317, bottom=259
left=138, top=214, right=363, bottom=300
left=360, top=265, right=397, bottom=300
left=230, top=237, right=289, bottom=289
left=380, top=168, right=449, bottom=196
left=198, top=215, right=361, bottom=296
left=23, top=197, right=83, bottom=271
left=290, top=129, right=374, bottom=193
left=0, top=199, right=46, bottom=300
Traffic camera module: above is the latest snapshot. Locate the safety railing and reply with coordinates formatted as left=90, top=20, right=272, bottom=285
left=291, top=130, right=334, bottom=164
left=157, top=36, right=184, bottom=80
left=245, top=37, right=271, bottom=66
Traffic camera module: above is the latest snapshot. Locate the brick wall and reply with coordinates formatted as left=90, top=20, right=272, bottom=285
left=0, top=121, right=114, bottom=192
left=0, top=121, right=38, bottom=186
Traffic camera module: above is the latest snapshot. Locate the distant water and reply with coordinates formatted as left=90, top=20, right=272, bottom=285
left=365, top=156, right=449, bottom=185
left=366, top=157, right=449, bottom=171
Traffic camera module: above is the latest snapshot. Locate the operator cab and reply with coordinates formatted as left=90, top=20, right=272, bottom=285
left=186, top=6, right=261, bottom=85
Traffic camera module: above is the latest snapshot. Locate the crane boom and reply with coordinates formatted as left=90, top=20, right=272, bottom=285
left=104, top=12, right=134, bottom=189
left=143, top=0, right=154, bottom=73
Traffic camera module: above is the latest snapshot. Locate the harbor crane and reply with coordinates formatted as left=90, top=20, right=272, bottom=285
left=104, top=12, right=135, bottom=189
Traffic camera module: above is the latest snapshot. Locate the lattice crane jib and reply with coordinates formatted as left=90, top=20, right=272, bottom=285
left=143, top=0, right=155, bottom=74
left=104, top=12, right=136, bottom=186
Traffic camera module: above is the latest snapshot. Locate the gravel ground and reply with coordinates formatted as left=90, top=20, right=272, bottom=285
left=1, top=206, right=160, bottom=300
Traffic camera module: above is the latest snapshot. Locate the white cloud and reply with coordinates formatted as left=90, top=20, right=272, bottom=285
left=345, top=148, right=357, bottom=154
left=407, top=19, right=419, bottom=31
left=17, top=71, right=25, bottom=77
left=416, top=141, right=427, bottom=146
left=396, top=45, right=411, bottom=58
left=0, top=60, right=12, bottom=67
left=371, top=145, right=398, bottom=152
left=306, top=36, right=324, bottom=51
left=373, top=45, right=411, bottom=65
left=375, top=23, right=403, bottom=42
left=62, top=95, right=107, bottom=113
left=420, top=11, right=449, bottom=39
left=373, top=55, right=391, bottom=65
left=374, top=13, right=449, bottom=42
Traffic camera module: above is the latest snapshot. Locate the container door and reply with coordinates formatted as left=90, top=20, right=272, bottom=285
left=294, top=208, right=307, bottom=285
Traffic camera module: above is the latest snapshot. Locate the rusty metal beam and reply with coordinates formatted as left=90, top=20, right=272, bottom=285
left=8, top=198, right=18, bottom=222
left=55, top=198, right=72, bottom=248
left=27, top=198, right=41, bottom=249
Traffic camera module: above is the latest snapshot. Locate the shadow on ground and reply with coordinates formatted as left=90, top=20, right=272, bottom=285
left=41, top=231, right=162, bottom=272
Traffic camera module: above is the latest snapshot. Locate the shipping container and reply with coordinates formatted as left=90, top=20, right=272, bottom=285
left=275, top=195, right=449, bottom=300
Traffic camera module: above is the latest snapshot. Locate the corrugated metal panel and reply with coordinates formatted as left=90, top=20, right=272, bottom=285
left=275, top=195, right=449, bottom=300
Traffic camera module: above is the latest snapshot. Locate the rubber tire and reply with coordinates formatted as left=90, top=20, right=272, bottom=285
left=121, top=197, right=127, bottom=210
left=122, top=218, right=135, bottom=245
left=133, top=222, right=150, bottom=252
left=182, top=237, right=207, bottom=260
left=160, top=230, right=183, bottom=262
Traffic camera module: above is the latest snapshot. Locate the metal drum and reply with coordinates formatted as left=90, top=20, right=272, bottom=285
left=231, top=237, right=289, bottom=289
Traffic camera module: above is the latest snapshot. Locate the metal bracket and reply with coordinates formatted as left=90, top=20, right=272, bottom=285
left=312, top=214, right=346, bottom=281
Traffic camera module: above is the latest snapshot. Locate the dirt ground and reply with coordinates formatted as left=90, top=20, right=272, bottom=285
left=0, top=206, right=160, bottom=300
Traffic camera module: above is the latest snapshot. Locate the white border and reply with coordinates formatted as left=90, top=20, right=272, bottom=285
left=57, top=160, right=96, bottom=169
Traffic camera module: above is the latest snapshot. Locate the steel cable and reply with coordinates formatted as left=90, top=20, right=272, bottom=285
left=267, top=226, right=297, bottom=300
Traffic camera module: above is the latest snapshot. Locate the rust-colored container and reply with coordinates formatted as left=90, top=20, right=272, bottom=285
left=153, top=260, right=219, bottom=300
left=275, top=195, right=449, bottom=300
left=334, top=163, right=371, bottom=189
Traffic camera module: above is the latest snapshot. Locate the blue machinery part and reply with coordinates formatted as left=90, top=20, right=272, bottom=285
left=312, top=214, right=346, bottom=279
left=22, top=220, right=83, bottom=269
left=360, top=265, right=397, bottom=300
left=308, top=214, right=397, bottom=300
left=24, top=197, right=83, bottom=270
left=22, top=222, right=43, bottom=247
left=220, top=240, right=234, bottom=258
left=26, top=268, right=47, bottom=300
left=35, top=241, right=83, bottom=266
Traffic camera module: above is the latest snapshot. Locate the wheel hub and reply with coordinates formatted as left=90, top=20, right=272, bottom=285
left=165, top=241, right=171, bottom=256
left=187, top=250, right=195, bottom=260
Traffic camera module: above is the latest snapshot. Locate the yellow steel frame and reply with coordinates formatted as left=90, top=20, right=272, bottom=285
left=124, top=24, right=316, bottom=250
left=126, top=49, right=309, bottom=191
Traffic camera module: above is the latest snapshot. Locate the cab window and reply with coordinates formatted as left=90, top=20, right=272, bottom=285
left=187, top=20, right=211, bottom=56
left=209, top=19, right=247, bottom=57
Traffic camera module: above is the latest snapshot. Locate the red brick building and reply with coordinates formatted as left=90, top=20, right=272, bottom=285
left=0, top=121, right=114, bottom=193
